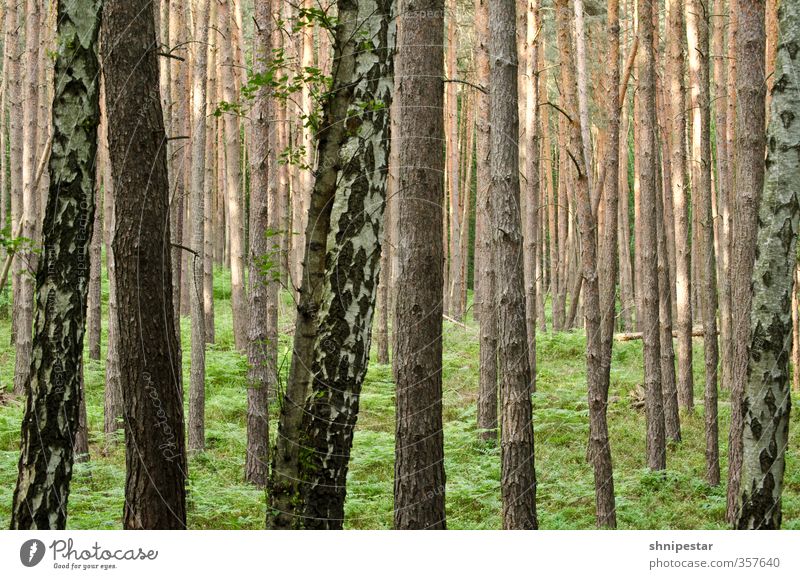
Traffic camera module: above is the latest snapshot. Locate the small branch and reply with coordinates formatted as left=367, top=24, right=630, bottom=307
left=157, top=52, right=185, bottom=62
left=171, top=243, right=200, bottom=258
left=539, top=100, right=573, bottom=124
left=442, top=78, right=487, bottom=94
left=444, top=314, right=468, bottom=329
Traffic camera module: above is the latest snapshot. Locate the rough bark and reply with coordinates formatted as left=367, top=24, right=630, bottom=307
left=727, top=0, right=767, bottom=519
left=102, top=0, right=187, bottom=528
left=296, top=0, right=394, bottom=528
left=245, top=0, right=275, bottom=488
left=638, top=0, right=667, bottom=472
left=218, top=0, right=247, bottom=350
left=666, top=0, right=693, bottom=411
left=494, top=0, right=537, bottom=530
left=595, top=0, right=621, bottom=529
left=475, top=0, right=497, bottom=441
left=735, top=0, right=798, bottom=527
left=187, top=0, right=209, bottom=453
left=11, top=0, right=101, bottom=529
left=13, top=0, right=42, bottom=395
left=87, top=187, right=102, bottom=361
left=393, top=0, right=448, bottom=530
left=688, top=0, right=720, bottom=485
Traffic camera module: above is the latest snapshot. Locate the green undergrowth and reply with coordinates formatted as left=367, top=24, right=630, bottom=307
left=0, top=270, right=798, bottom=529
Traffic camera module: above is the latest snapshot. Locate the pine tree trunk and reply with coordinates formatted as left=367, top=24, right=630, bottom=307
left=727, top=0, right=767, bottom=520
left=393, top=0, right=448, bottom=530
left=13, top=0, right=42, bottom=396
left=11, top=0, right=101, bottom=528
left=735, top=0, right=798, bottom=527
left=244, top=0, right=275, bottom=488
left=475, top=0, right=497, bottom=442
left=204, top=5, right=217, bottom=345
left=100, top=78, right=122, bottom=439
left=688, top=0, right=720, bottom=485
left=218, top=0, right=247, bottom=350
left=87, top=179, right=102, bottom=361
left=637, top=0, right=666, bottom=472
left=187, top=0, right=209, bottom=453
left=495, top=0, right=537, bottom=530
left=102, top=0, right=187, bottom=528
left=7, top=0, right=22, bottom=347
left=446, top=0, right=463, bottom=321
left=666, top=0, right=693, bottom=411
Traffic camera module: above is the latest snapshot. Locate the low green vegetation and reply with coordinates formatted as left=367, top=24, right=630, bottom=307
left=1, top=268, right=798, bottom=529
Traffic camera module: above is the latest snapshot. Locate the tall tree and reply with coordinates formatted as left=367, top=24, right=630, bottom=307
left=727, top=0, right=767, bottom=520
left=102, top=0, right=187, bottom=529
left=735, top=0, right=798, bottom=528
left=187, top=0, right=210, bottom=453
left=493, top=0, right=537, bottom=530
left=295, top=0, right=394, bottom=528
left=596, top=0, right=622, bottom=529
left=475, top=0, right=497, bottom=441
left=393, top=0, right=448, bottom=530
left=638, top=0, right=667, bottom=471
left=10, top=0, right=101, bottom=529
left=245, top=0, right=275, bottom=488
left=13, top=0, right=42, bottom=395
left=218, top=0, right=247, bottom=350
left=687, top=0, right=719, bottom=484
left=666, top=0, right=693, bottom=411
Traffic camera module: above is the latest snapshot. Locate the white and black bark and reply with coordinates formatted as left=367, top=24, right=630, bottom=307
left=734, top=0, right=794, bottom=530
left=10, top=0, right=102, bottom=529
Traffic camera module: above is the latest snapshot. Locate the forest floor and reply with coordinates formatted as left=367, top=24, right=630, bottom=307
left=1, top=269, right=799, bottom=529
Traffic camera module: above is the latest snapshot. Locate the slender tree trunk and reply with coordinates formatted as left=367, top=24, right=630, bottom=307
left=11, top=0, right=101, bottom=529
left=475, top=0, right=497, bottom=441
left=204, top=3, right=217, bottom=345
left=494, top=0, right=537, bottom=530
left=244, top=0, right=275, bottom=488
left=736, top=0, right=798, bottom=527
left=727, top=0, right=767, bottom=520
left=666, top=0, right=693, bottom=411
left=446, top=0, right=464, bottom=321
left=187, top=0, right=209, bottom=453
left=103, top=0, right=187, bottom=528
left=688, top=0, right=720, bottom=485
left=595, top=0, right=622, bottom=529
left=100, top=76, right=122, bottom=439
left=218, top=0, right=247, bottom=350
left=638, top=0, right=667, bottom=472
left=13, top=0, right=42, bottom=396
left=7, top=0, right=22, bottom=347
left=87, top=187, right=102, bottom=361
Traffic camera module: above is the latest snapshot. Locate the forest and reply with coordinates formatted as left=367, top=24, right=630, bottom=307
left=0, top=0, right=798, bottom=531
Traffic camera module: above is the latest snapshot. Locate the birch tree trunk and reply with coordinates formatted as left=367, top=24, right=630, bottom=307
left=103, top=0, right=187, bottom=528
left=11, top=0, right=101, bottom=528
left=735, top=0, right=798, bottom=527
left=296, top=0, right=394, bottom=527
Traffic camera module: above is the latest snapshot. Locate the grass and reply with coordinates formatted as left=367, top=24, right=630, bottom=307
left=0, top=268, right=798, bottom=529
